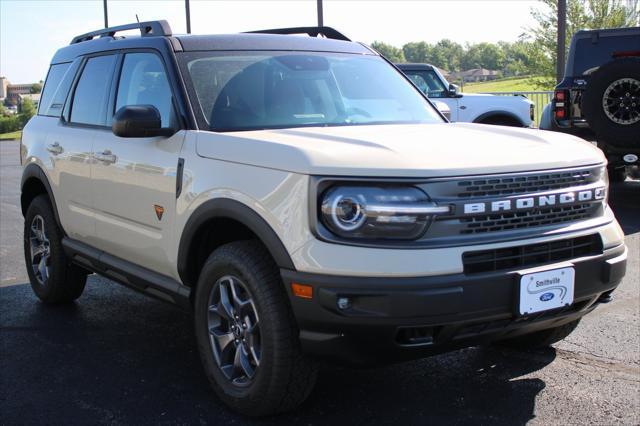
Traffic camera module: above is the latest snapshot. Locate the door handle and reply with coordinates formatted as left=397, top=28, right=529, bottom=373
left=95, top=150, right=117, bottom=164
left=46, top=142, right=63, bottom=155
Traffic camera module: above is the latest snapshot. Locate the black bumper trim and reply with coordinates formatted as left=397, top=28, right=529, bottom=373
left=281, top=244, right=626, bottom=364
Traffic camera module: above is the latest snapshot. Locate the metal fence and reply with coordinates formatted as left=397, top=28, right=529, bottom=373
left=481, top=91, right=554, bottom=127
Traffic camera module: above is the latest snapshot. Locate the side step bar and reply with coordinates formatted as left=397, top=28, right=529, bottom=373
left=62, top=238, right=191, bottom=310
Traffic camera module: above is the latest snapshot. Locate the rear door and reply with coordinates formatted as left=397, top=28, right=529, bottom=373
left=44, top=55, right=117, bottom=242
left=91, top=51, right=185, bottom=276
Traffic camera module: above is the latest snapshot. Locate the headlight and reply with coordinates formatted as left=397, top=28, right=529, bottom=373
left=320, top=186, right=449, bottom=240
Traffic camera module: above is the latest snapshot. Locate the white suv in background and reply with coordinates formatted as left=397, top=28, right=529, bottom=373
left=21, top=21, right=626, bottom=416
left=397, top=63, right=535, bottom=126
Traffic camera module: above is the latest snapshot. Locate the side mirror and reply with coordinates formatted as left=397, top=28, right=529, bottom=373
left=112, top=105, right=176, bottom=138
left=448, top=83, right=461, bottom=97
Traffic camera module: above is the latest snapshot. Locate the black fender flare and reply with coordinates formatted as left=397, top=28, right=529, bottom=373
left=21, top=163, right=65, bottom=233
left=473, top=110, right=526, bottom=126
left=177, top=198, right=295, bottom=287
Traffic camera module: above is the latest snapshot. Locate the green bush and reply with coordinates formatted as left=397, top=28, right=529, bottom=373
left=0, top=116, right=20, bottom=134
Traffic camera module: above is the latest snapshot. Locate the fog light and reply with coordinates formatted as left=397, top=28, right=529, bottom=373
left=337, top=297, right=351, bottom=310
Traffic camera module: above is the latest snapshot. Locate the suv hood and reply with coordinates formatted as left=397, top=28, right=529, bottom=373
left=196, top=123, right=604, bottom=177
left=461, top=92, right=534, bottom=104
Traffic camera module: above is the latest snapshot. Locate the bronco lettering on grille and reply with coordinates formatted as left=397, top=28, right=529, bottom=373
left=462, top=187, right=606, bottom=215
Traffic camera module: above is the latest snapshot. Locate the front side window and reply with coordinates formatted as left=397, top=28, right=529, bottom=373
left=70, top=55, right=117, bottom=125
left=179, top=51, right=443, bottom=132
left=115, top=52, right=176, bottom=128
left=404, top=70, right=448, bottom=98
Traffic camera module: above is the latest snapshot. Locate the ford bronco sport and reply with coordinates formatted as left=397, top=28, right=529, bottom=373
left=21, top=21, right=627, bottom=416
left=540, top=26, right=640, bottom=181
left=397, top=63, right=535, bottom=127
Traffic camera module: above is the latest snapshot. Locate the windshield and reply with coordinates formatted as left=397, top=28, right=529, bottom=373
left=404, top=70, right=448, bottom=98
left=179, top=51, right=443, bottom=132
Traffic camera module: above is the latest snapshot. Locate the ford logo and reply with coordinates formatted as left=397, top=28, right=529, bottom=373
left=540, top=292, right=555, bottom=302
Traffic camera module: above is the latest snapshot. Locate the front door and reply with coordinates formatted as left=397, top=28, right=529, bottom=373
left=91, top=51, right=185, bottom=277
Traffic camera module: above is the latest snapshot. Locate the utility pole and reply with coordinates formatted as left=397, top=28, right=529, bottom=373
left=557, top=0, right=567, bottom=83
left=103, top=0, right=109, bottom=28
left=317, top=0, right=323, bottom=27
left=185, top=0, right=191, bottom=34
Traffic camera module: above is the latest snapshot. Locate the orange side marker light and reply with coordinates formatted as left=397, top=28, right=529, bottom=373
left=291, top=283, right=313, bottom=299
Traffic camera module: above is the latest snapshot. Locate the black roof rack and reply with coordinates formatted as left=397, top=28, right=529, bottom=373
left=245, top=26, right=350, bottom=42
left=70, top=20, right=172, bottom=45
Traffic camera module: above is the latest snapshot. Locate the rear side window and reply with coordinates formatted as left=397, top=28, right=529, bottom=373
left=572, top=35, right=640, bottom=76
left=39, top=62, right=78, bottom=117
left=115, top=52, right=176, bottom=128
left=70, top=55, right=117, bottom=125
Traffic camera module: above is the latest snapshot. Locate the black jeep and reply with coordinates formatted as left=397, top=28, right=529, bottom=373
left=540, top=27, right=639, bottom=181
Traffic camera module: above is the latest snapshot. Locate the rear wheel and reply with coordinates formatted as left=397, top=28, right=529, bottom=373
left=194, top=241, right=317, bottom=416
left=23, top=194, right=87, bottom=303
left=495, top=319, right=581, bottom=349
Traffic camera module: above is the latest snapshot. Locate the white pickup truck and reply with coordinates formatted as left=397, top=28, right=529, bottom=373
left=397, top=63, right=535, bottom=127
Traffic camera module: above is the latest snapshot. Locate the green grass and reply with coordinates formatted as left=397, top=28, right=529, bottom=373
left=463, top=76, right=553, bottom=93
left=0, top=130, right=21, bottom=141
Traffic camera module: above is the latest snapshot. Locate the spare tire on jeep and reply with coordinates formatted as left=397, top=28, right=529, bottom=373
left=582, top=57, right=640, bottom=147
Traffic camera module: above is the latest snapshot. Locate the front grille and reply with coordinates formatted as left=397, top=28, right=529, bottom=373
left=462, top=234, right=602, bottom=274
left=459, top=203, right=597, bottom=235
left=456, top=169, right=595, bottom=198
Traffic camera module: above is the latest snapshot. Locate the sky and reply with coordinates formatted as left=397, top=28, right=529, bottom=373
left=0, top=0, right=543, bottom=83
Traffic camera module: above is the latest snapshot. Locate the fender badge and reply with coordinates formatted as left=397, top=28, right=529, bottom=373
left=154, top=205, right=165, bottom=221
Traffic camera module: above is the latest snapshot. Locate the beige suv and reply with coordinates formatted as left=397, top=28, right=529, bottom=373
left=21, top=21, right=627, bottom=416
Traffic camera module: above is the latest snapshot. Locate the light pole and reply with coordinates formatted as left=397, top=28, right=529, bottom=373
left=557, top=0, right=566, bottom=83
left=185, top=0, right=191, bottom=34
left=317, top=0, right=323, bottom=27
left=103, top=0, right=109, bottom=28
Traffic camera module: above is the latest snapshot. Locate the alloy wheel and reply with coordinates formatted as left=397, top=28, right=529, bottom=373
left=29, top=215, right=50, bottom=285
left=207, top=275, right=261, bottom=386
left=602, top=78, right=640, bottom=125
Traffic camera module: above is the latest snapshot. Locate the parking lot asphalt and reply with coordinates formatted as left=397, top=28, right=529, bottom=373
left=1, top=139, right=639, bottom=425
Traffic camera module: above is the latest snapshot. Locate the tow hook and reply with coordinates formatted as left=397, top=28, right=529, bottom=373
left=623, top=154, right=638, bottom=164
left=598, top=292, right=614, bottom=304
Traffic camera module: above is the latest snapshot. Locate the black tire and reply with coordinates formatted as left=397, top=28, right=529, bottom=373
left=23, top=194, right=87, bottom=303
left=477, top=115, right=523, bottom=127
left=608, top=165, right=628, bottom=183
left=582, top=58, right=640, bottom=148
left=194, top=240, right=317, bottom=416
left=496, top=319, right=581, bottom=350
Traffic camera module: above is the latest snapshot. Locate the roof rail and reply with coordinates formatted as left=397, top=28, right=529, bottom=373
left=70, top=20, right=172, bottom=45
left=245, top=26, right=350, bottom=42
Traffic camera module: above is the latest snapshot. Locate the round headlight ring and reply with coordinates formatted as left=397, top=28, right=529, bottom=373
left=331, top=195, right=366, bottom=231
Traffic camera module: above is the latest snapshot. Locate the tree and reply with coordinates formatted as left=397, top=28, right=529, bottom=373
left=461, top=42, right=505, bottom=70
left=370, top=41, right=405, bottom=62
left=434, top=39, right=464, bottom=71
left=20, top=98, right=36, bottom=116
left=30, top=83, right=42, bottom=94
left=524, top=0, right=640, bottom=79
left=402, top=41, right=431, bottom=64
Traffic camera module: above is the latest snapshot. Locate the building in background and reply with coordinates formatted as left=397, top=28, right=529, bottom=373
left=0, top=77, right=39, bottom=106
left=451, top=68, right=501, bottom=83
left=18, top=93, right=40, bottom=110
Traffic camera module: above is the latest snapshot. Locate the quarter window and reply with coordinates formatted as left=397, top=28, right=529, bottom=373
left=115, top=53, right=176, bottom=128
left=70, top=55, right=117, bottom=125
left=39, top=62, right=73, bottom=117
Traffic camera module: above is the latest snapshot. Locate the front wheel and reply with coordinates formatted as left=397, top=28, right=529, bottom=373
left=495, top=319, right=581, bottom=350
left=194, top=241, right=317, bottom=416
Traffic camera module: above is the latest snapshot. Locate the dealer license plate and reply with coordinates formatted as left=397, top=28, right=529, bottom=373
left=519, top=267, right=575, bottom=315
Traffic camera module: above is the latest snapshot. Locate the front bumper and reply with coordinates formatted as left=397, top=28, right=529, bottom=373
left=281, top=244, right=627, bottom=365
